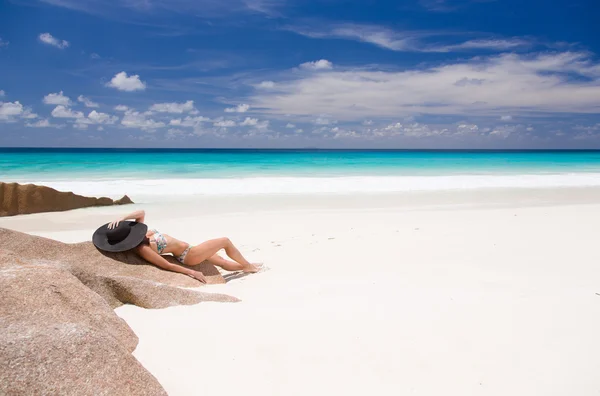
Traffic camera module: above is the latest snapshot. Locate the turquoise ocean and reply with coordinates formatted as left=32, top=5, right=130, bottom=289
left=3, top=149, right=600, bottom=201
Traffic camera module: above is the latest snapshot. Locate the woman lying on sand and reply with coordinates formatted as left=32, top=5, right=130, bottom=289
left=92, top=210, right=260, bottom=283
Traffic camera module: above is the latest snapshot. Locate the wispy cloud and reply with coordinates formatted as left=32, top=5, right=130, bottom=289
left=418, top=0, right=495, bottom=13
left=419, top=0, right=458, bottom=12
left=286, top=24, right=419, bottom=51
left=435, top=38, right=531, bottom=52
left=37, top=0, right=285, bottom=19
left=78, top=95, right=99, bottom=108
left=0, top=37, right=8, bottom=48
left=286, top=23, right=532, bottom=53
left=249, top=52, right=600, bottom=120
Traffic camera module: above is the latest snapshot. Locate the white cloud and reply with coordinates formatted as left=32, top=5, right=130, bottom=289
left=73, top=123, right=88, bottom=130
left=43, top=91, right=71, bottom=105
left=26, top=119, right=53, bottom=128
left=238, top=117, right=269, bottom=130
left=86, top=110, right=118, bottom=124
left=38, top=0, right=283, bottom=18
left=78, top=95, right=99, bottom=108
left=500, top=115, right=513, bottom=121
left=289, top=25, right=416, bottom=52
left=454, top=77, right=485, bottom=87
left=332, top=129, right=361, bottom=139
left=338, top=121, right=536, bottom=141
left=285, top=123, right=295, bottom=128
left=240, top=117, right=258, bottom=126
left=90, top=53, right=101, bottom=59
left=114, top=105, right=129, bottom=112
left=489, top=125, right=517, bottom=139
left=0, top=101, right=36, bottom=122
left=0, top=101, right=24, bottom=121
left=167, top=128, right=188, bottom=139
left=384, top=122, right=403, bottom=131
left=150, top=100, right=195, bottom=113
left=51, top=105, right=84, bottom=119
left=257, top=81, right=276, bottom=89
left=299, top=59, right=333, bottom=70
left=169, top=116, right=210, bottom=128
left=250, top=52, right=600, bottom=120
left=39, top=33, right=69, bottom=49
left=287, top=24, right=531, bottom=53
left=121, top=110, right=165, bottom=130
left=21, top=109, right=38, bottom=119
left=0, top=37, right=8, bottom=48
left=438, top=39, right=531, bottom=52
left=314, top=117, right=337, bottom=125
left=106, top=71, right=146, bottom=92
left=455, top=123, right=479, bottom=135
left=256, top=120, right=270, bottom=130
left=370, top=122, right=450, bottom=138
left=224, top=104, right=250, bottom=113
left=0, top=90, right=5, bottom=97
left=214, top=120, right=236, bottom=127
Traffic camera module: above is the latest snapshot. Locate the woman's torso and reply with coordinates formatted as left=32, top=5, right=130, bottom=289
left=147, top=229, right=188, bottom=256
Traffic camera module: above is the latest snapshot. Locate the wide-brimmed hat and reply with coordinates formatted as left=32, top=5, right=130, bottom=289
left=92, top=221, right=148, bottom=252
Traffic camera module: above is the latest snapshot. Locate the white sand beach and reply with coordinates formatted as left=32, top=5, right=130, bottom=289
left=3, top=188, right=600, bottom=395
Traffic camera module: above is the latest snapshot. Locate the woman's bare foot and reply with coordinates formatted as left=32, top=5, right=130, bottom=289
left=242, top=263, right=263, bottom=273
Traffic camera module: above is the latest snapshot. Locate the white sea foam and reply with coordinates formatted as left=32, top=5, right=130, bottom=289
left=17, top=173, right=600, bottom=201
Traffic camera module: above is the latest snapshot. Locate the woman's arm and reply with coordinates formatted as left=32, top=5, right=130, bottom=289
left=121, top=210, right=145, bottom=223
left=108, top=210, right=145, bottom=229
left=137, top=244, right=206, bottom=283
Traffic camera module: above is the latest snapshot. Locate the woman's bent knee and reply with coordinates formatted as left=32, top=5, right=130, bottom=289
left=218, top=237, right=231, bottom=246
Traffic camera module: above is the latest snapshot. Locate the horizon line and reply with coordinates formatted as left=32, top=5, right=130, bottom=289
left=2, top=147, right=600, bottom=152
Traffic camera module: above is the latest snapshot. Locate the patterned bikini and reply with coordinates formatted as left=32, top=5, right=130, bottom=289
left=150, top=229, right=191, bottom=264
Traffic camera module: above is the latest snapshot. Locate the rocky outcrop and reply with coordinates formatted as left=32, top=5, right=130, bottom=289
left=0, top=228, right=235, bottom=308
left=0, top=182, right=134, bottom=217
left=0, top=229, right=239, bottom=395
left=0, top=251, right=167, bottom=395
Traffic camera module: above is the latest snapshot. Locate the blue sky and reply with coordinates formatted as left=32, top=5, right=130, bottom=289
left=0, top=0, right=599, bottom=148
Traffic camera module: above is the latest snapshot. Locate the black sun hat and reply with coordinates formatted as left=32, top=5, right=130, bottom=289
left=92, top=221, right=148, bottom=252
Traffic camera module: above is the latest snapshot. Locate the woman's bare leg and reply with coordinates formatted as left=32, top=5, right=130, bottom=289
left=206, top=254, right=245, bottom=272
left=185, top=238, right=259, bottom=272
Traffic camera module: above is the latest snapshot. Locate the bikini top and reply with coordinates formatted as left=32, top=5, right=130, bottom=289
left=150, top=229, right=167, bottom=254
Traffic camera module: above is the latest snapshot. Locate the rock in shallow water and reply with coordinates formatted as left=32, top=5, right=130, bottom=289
left=0, top=182, right=134, bottom=217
